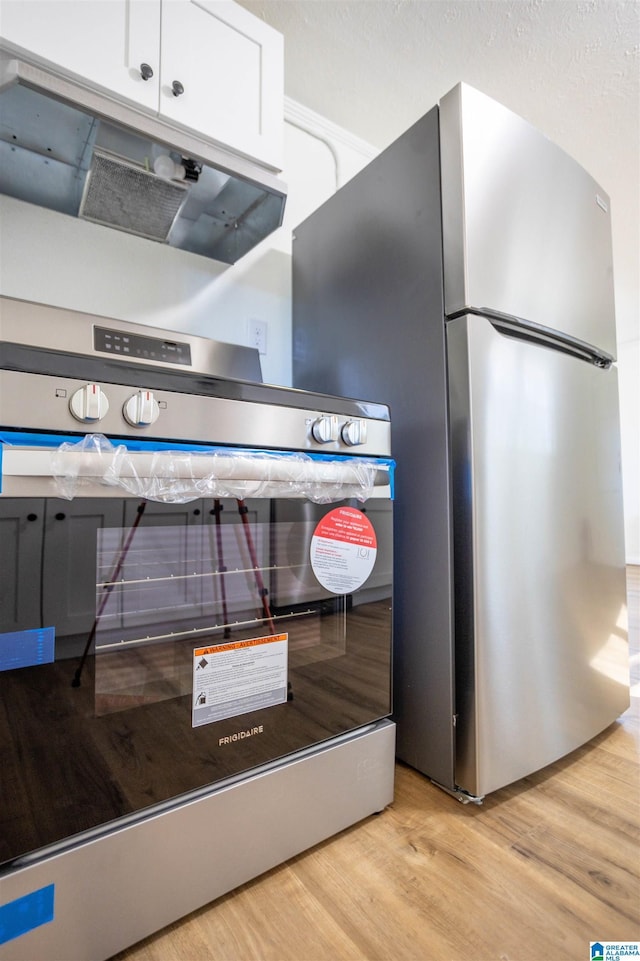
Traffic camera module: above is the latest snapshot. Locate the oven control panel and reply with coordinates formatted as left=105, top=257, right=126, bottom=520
left=67, top=390, right=369, bottom=448
left=94, top=326, right=192, bottom=367
left=2, top=371, right=391, bottom=457
left=0, top=296, right=262, bottom=382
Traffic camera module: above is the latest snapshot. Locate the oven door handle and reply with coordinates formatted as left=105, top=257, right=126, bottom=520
left=0, top=445, right=394, bottom=503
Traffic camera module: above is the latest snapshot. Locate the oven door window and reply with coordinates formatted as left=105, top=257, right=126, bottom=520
left=0, top=494, right=392, bottom=865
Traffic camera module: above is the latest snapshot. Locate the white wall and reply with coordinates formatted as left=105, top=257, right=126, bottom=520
left=0, top=100, right=637, bottom=562
left=0, top=100, right=372, bottom=386
left=618, top=339, right=640, bottom=563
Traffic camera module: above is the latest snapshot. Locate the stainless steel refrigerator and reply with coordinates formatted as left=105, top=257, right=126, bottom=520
left=292, top=83, right=629, bottom=801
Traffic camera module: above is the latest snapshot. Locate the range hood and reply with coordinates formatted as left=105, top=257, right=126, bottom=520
left=0, top=56, right=287, bottom=264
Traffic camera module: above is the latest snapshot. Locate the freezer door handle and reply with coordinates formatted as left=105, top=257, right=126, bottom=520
left=448, top=307, right=614, bottom=368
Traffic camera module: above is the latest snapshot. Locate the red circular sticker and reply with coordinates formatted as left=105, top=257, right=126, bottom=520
left=310, top=507, right=377, bottom=594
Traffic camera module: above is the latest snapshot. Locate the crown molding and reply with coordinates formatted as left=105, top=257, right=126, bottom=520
left=284, top=96, right=379, bottom=161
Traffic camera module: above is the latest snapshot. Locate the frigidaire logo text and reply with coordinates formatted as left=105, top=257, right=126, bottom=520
left=219, top=725, right=264, bottom=746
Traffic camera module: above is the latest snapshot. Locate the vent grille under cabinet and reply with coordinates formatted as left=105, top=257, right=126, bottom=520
left=79, top=151, right=188, bottom=242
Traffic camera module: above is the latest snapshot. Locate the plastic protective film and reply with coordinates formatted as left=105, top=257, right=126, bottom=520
left=49, top=433, right=392, bottom=504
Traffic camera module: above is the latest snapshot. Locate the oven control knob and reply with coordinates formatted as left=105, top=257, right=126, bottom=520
left=311, top=415, right=338, bottom=444
left=341, top=419, right=368, bottom=446
left=123, top=390, right=160, bottom=428
left=69, top=383, right=109, bottom=423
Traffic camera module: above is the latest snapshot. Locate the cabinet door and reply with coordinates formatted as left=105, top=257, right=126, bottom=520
left=159, top=0, right=283, bottom=169
left=0, top=499, right=44, bottom=633
left=41, top=498, right=125, bottom=640
left=0, top=0, right=160, bottom=112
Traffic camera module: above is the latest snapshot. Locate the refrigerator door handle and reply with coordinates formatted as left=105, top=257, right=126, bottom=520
left=447, top=307, right=615, bottom=368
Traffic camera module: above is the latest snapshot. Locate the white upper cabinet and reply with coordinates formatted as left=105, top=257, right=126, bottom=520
left=0, top=0, right=284, bottom=170
left=0, top=1, right=162, bottom=111
left=159, top=2, right=283, bottom=170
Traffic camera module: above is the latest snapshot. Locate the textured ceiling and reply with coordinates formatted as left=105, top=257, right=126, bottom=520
left=237, top=1, right=638, bottom=182
left=241, top=0, right=640, bottom=154
left=237, top=0, right=639, bottom=337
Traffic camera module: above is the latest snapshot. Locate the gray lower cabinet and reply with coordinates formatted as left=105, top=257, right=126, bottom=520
left=41, top=499, right=126, bottom=639
left=0, top=498, right=45, bottom=633
left=1, top=496, right=281, bottom=645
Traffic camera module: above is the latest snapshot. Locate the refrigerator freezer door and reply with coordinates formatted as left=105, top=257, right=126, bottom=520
left=440, top=84, right=617, bottom=359
left=448, top=315, right=629, bottom=797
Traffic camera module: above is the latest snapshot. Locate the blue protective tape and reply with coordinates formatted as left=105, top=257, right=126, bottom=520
left=0, top=431, right=395, bottom=499
left=0, top=626, right=55, bottom=673
left=0, top=884, right=55, bottom=945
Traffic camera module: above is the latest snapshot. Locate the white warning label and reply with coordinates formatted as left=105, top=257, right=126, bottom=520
left=192, top=633, right=288, bottom=728
left=310, top=507, right=377, bottom=594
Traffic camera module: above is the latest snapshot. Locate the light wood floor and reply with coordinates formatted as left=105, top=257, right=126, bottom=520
left=112, top=568, right=640, bottom=961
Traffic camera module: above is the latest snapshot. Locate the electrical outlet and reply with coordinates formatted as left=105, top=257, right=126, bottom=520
left=247, top=319, right=268, bottom=354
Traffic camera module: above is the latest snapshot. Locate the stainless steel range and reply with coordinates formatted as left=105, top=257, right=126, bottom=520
left=0, top=296, right=395, bottom=961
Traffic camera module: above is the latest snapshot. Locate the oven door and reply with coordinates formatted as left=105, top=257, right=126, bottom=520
left=0, top=434, right=393, bottom=867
